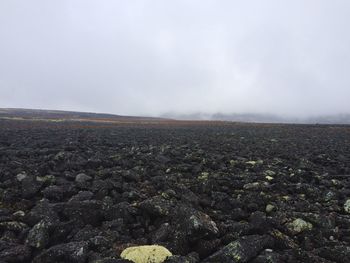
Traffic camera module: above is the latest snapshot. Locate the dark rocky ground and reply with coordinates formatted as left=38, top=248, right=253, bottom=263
left=1, top=119, right=350, bottom=263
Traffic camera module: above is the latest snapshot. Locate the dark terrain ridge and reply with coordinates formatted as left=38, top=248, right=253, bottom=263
left=0, top=117, right=350, bottom=262
left=0, top=108, right=168, bottom=123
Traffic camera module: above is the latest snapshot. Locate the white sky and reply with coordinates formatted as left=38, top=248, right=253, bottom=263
left=1, top=0, right=349, bottom=117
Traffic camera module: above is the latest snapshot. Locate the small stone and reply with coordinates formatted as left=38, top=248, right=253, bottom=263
left=246, top=160, right=263, bottom=166
left=324, top=191, right=336, bottom=202
left=344, top=199, right=350, bottom=214
left=75, top=173, right=92, bottom=184
left=265, top=204, right=275, bottom=213
left=16, top=172, right=27, bottom=182
left=198, top=172, right=209, bottom=181
left=263, top=170, right=276, bottom=177
left=331, top=179, right=340, bottom=186
left=13, top=210, right=25, bottom=217
left=121, top=245, right=172, bottom=263
left=243, top=182, right=260, bottom=190
left=36, top=175, right=56, bottom=184
left=230, top=160, right=238, bottom=166
left=282, top=196, right=290, bottom=201
left=246, top=161, right=257, bottom=165
left=54, top=151, right=66, bottom=160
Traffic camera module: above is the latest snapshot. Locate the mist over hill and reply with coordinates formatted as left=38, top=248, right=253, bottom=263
left=162, top=112, right=350, bottom=124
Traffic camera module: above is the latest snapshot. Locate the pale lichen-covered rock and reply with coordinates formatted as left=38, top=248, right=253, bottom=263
left=26, top=219, right=50, bottom=249
left=16, top=172, right=28, bottom=182
left=287, top=218, right=313, bottom=235
left=246, top=160, right=263, bottom=166
left=263, top=170, right=276, bottom=177
left=265, top=176, right=274, bottom=181
left=344, top=199, right=350, bottom=214
left=36, top=174, right=56, bottom=184
left=265, top=204, right=275, bottom=213
left=120, top=245, right=172, bottom=263
left=243, top=182, right=260, bottom=190
left=0, top=221, right=28, bottom=233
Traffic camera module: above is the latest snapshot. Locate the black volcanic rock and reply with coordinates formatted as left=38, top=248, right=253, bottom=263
left=203, top=235, right=274, bottom=262
left=63, top=200, right=104, bottom=226
left=25, top=219, right=51, bottom=249
left=25, top=199, right=59, bottom=226
left=32, top=241, right=89, bottom=263
left=0, top=241, right=31, bottom=263
left=139, top=195, right=174, bottom=217
left=21, top=175, right=42, bottom=199
left=1, top=119, right=350, bottom=262
left=174, top=206, right=219, bottom=241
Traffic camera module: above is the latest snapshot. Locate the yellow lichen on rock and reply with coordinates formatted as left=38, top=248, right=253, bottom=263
left=120, top=245, right=172, bottom=263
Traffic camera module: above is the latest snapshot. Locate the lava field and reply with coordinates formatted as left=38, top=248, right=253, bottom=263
left=1, top=119, right=350, bottom=263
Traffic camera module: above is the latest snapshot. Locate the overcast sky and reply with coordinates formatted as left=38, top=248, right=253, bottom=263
left=0, top=1, right=349, bottom=117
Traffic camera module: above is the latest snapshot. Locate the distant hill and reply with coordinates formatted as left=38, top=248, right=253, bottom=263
left=0, top=108, right=168, bottom=123
left=2, top=108, right=349, bottom=125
